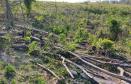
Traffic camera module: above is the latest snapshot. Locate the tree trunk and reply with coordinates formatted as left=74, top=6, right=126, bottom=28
left=4, top=0, right=14, bottom=30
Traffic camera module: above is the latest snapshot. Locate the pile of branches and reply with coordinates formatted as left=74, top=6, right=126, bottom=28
left=0, top=24, right=131, bottom=84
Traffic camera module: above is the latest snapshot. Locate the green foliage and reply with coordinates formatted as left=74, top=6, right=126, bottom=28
left=35, top=15, right=45, bottom=21
left=93, top=38, right=114, bottom=50
left=55, top=67, right=67, bottom=76
left=11, top=79, right=16, bottom=84
left=88, top=33, right=98, bottom=46
left=59, top=33, right=66, bottom=44
left=2, top=2, right=131, bottom=83
left=30, top=2, right=131, bottom=56
left=29, top=74, right=46, bottom=84
left=23, top=36, right=31, bottom=41
left=0, top=37, right=9, bottom=51
left=85, top=7, right=108, bottom=14
left=4, top=33, right=12, bottom=43
left=125, top=39, right=131, bottom=49
left=52, top=25, right=66, bottom=34
left=88, top=34, right=114, bottom=50
left=4, top=65, right=16, bottom=81
left=66, top=42, right=77, bottom=51
left=25, top=31, right=31, bottom=36
left=34, top=77, right=46, bottom=84
left=0, top=61, right=5, bottom=70
left=109, top=19, right=121, bottom=41
left=0, top=37, right=6, bottom=51
left=28, top=41, right=40, bottom=55
left=46, top=61, right=67, bottom=76
left=100, top=39, right=114, bottom=50
left=24, top=0, right=36, bottom=16
left=74, top=28, right=88, bottom=43
left=0, top=78, right=7, bottom=84
left=127, top=42, right=131, bottom=49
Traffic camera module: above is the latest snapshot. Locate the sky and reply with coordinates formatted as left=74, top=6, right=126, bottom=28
left=37, top=0, right=120, bottom=3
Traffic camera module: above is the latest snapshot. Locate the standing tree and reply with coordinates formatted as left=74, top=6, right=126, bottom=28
left=2, top=0, right=35, bottom=30
left=4, top=0, right=14, bottom=30
left=24, top=0, right=36, bottom=17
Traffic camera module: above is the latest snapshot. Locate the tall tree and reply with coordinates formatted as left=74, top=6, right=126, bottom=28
left=2, top=0, right=35, bottom=30
left=24, top=0, right=36, bottom=17
left=4, top=0, right=14, bottom=30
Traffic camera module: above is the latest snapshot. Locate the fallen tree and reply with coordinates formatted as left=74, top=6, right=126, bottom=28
left=59, top=55, right=99, bottom=83
left=2, top=23, right=130, bottom=83
left=68, top=51, right=131, bottom=83
left=83, top=56, right=131, bottom=68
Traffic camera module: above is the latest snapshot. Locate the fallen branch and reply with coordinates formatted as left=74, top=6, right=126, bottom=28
left=15, top=24, right=59, bottom=38
left=68, top=51, right=131, bottom=83
left=36, top=63, right=60, bottom=80
left=71, top=55, right=112, bottom=63
left=124, top=71, right=131, bottom=77
left=117, top=67, right=124, bottom=76
left=12, top=44, right=28, bottom=51
left=54, top=46, right=131, bottom=82
left=83, top=57, right=131, bottom=68
left=0, top=32, right=6, bottom=36
left=62, top=58, right=74, bottom=79
left=76, top=52, right=129, bottom=64
left=60, top=55, right=112, bottom=84
left=59, top=55, right=95, bottom=79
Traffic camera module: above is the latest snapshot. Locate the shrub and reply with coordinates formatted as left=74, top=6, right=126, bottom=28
left=88, top=33, right=97, bottom=46
left=35, top=15, right=44, bottom=21
left=125, top=41, right=131, bottom=57
left=24, top=0, right=36, bottom=16
left=11, top=79, right=16, bottom=84
left=59, top=33, right=66, bottom=44
left=4, top=65, right=16, bottom=81
left=52, top=25, right=65, bottom=34
left=109, top=19, right=121, bottom=41
left=23, top=36, right=31, bottom=42
left=0, top=78, right=7, bottom=84
left=126, top=40, right=131, bottom=49
left=100, top=39, right=114, bottom=50
left=30, top=77, right=46, bottom=84
left=0, top=61, right=4, bottom=70
left=74, top=28, right=88, bottom=43
left=34, top=78, right=46, bottom=84
left=0, top=37, right=9, bottom=52
left=28, top=41, right=40, bottom=55
left=66, top=42, right=77, bottom=51
left=90, top=38, right=114, bottom=50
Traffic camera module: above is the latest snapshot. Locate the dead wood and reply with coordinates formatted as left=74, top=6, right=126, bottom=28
left=0, top=32, right=6, bottom=36
left=117, top=67, right=124, bottom=76
left=36, top=63, right=60, bottom=80
left=15, top=24, right=58, bottom=38
left=12, top=44, right=28, bottom=51
left=83, top=57, right=131, bottom=68
left=68, top=51, right=131, bottom=83
left=60, top=55, right=94, bottom=78
left=62, top=58, right=74, bottom=79
left=31, top=36, right=40, bottom=41
left=124, top=71, right=131, bottom=77
left=60, top=55, right=109, bottom=84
